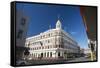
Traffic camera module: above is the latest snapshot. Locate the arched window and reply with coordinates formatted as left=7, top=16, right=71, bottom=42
left=44, top=52, right=46, bottom=57
left=58, top=52, right=60, bottom=57
left=47, top=52, right=49, bottom=57
left=41, top=53, right=43, bottom=58
left=50, top=52, right=52, bottom=57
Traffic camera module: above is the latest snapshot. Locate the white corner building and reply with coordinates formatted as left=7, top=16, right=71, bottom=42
left=25, top=19, right=80, bottom=60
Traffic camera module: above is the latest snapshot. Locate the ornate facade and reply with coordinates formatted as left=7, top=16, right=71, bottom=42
left=25, top=19, right=80, bottom=60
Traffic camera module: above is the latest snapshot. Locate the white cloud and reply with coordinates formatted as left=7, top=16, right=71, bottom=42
left=70, top=31, right=77, bottom=35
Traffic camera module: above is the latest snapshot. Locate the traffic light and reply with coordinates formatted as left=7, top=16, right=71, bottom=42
left=90, top=42, right=94, bottom=52
left=88, top=40, right=95, bottom=52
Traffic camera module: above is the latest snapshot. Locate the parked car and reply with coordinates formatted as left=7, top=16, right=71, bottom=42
left=16, top=60, right=27, bottom=65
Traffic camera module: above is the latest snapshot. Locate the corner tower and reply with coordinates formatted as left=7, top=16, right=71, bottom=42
left=56, top=19, right=62, bottom=29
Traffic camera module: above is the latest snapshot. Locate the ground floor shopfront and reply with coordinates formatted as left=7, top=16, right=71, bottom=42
left=25, top=48, right=80, bottom=61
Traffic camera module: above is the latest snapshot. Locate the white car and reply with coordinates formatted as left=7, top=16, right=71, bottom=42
left=28, top=57, right=32, bottom=60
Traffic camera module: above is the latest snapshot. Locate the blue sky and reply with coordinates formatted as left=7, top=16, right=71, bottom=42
left=16, top=3, right=88, bottom=48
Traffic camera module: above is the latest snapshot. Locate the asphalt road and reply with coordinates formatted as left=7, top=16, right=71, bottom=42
left=25, top=57, right=92, bottom=65
left=66, top=57, right=91, bottom=62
